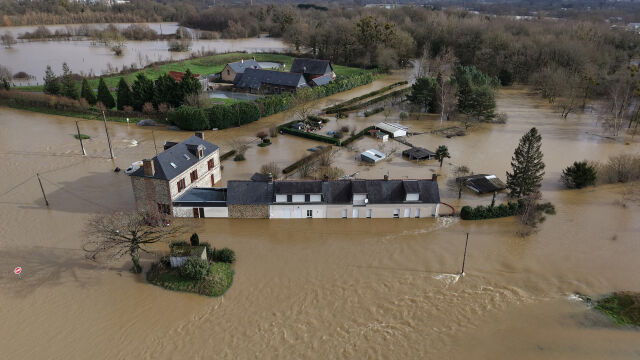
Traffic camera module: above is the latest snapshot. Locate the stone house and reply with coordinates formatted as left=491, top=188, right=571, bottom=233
left=129, top=132, right=221, bottom=215
left=219, top=59, right=261, bottom=83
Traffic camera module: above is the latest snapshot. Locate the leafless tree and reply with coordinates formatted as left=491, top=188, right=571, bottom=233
left=297, top=159, right=317, bottom=178
left=317, top=146, right=337, bottom=167
left=448, top=165, right=471, bottom=199
left=229, top=138, right=250, bottom=156
left=435, top=47, right=458, bottom=123
left=1, top=31, right=16, bottom=48
left=84, top=210, right=185, bottom=273
left=260, top=162, right=281, bottom=178
left=291, top=87, right=316, bottom=122
left=600, top=74, right=636, bottom=136
left=184, top=91, right=210, bottom=108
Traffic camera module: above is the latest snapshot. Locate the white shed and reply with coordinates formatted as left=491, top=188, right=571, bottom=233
left=361, top=149, right=386, bottom=163
left=376, top=122, right=408, bottom=138
left=169, top=246, right=207, bottom=268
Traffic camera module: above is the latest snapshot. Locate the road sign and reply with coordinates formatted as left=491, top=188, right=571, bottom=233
left=14, top=267, right=21, bottom=275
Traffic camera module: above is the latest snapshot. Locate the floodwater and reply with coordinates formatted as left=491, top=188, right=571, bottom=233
left=0, top=22, right=287, bottom=80
left=1, top=72, right=639, bottom=359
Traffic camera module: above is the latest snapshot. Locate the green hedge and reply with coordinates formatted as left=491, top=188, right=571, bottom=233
left=220, top=150, right=236, bottom=161
left=460, top=201, right=521, bottom=220
left=206, top=102, right=261, bottom=129
left=324, top=81, right=407, bottom=113
left=168, top=105, right=209, bottom=131
left=364, top=107, right=384, bottom=117
left=278, top=120, right=341, bottom=145
left=335, top=87, right=410, bottom=113
left=307, top=115, right=329, bottom=123
left=283, top=146, right=333, bottom=174
left=341, top=126, right=375, bottom=146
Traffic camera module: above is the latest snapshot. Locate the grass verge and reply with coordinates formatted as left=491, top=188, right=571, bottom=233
left=147, top=261, right=234, bottom=297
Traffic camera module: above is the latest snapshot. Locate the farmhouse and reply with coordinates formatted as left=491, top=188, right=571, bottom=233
left=128, top=132, right=222, bottom=215
left=233, top=68, right=308, bottom=94
left=290, top=58, right=336, bottom=83
left=219, top=59, right=261, bottom=82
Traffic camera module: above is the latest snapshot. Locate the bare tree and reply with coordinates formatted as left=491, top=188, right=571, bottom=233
left=317, top=145, right=337, bottom=167
left=260, top=162, right=280, bottom=178
left=435, top=47, right=458, bottom=123
left=448, top=165, right=471, bottom=199
left=556, top=69, right=582, bottom=119
left=84, top=210, right=185, bottom=273
left=600, top=72, right=636, bottom=136
left=1, top=31, right=17, bottom=48
left=291, top=87, right=316, bottom=122
left=297, top=159, right=317, bottom=178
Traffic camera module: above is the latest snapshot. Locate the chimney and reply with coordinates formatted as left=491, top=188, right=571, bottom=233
left=143, top=159, right=155, bottom=176
left=383, top=174, right=389, bottom=181
left=432, top=174, right=438, bottom=182
left=195, top=131, right=204, bottom=139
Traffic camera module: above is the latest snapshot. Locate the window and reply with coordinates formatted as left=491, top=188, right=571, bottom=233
left=276, top=194, right=287, bottom=203
left=292, top=194, right=305, bottom=203
left=406, top=193, right=419, bottom=201
left=170, top=162, right=177, bottom=168
left=403, top=208, right=411, bottom=218
left=190, top=170, right=198, bottom=182
left=310, top=194, right=321, bottom=202
left=157, top=203, right=170, bottom=215
left=305, top=194, right=310, bottom=202
left=177, top=178, right=186, bottom=193
left=306, top=210, right=313, bottom=218
left=353, top=208, right=359, bottom=218
left=183, top=154, right=190, bottom=160
left=287, top=195, right=293, bottom=202
left=197, top=148, right=203, bottom=159
left=226, top=69, right=230, bottom=75
left=393, top=209, right=400, bottom=218
left=207, top=158, right=215, bottom=170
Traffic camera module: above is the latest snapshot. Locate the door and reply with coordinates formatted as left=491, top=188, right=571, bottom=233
left=415, top=208, right=421, bottom=218
left=366, top=209, right=372, bottom=218
left=295, top=207, right=302, bottom=218
left=403, top=208, right=411, bottom=218
left=352, top=208, right=359, bottom=218
left=282, top=208, right=291, bottom=219
left=341, top=209, right=348, bottom=218
left=193, top=208, right=200, bottom=218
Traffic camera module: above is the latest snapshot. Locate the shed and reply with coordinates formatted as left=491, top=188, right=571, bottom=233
left=402, top=147, right=435, bottom=160
left=376, top=122, right=408, bottom=138
left=169, top=246, right=207, bottom=268
left=361, top=149, right=386, bottom=163
left=456, top=174, right=507, bottom=194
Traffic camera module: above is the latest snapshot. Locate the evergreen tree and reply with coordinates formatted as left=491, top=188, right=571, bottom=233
left=80, top=78, right=97, bottom=105
left=455, top=65, right=498, bottom=121
left=180, top=68, right=202, bottom=102
left=97, top=77, right=115, bottom=109
left=60, top=62, right=78, bottom=99
left=153, top=73, right=179, bottom=108
left=561, top=161, right=597, bottom=189
left=131, top=73, right=154, bottom=111
left=1, top=78, right=10, bottom=90
left=434, top=145, right=450, bottom=167
left=43, top=65, right=60, bottom=95
left=506, top=127, right=545, bottom=197
left=116, top=77, right=133, bottom=110
left=407, top=77, right=438, bottom=113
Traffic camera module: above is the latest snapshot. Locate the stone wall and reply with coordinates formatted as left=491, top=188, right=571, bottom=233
left=130, top=176, right=171, bottom=212
left=228, top=204, right=269, bottom=219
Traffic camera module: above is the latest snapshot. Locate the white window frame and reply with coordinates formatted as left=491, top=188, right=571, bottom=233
left=310, top=194, right=321, bottom=202
left=292, top=194, right=305, bottom=203
left=275, top=194, right=287, bottom=203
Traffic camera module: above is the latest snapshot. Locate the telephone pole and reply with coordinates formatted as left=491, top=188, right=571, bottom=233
left=75, top=121, right=86, bottom=156
left=461, top=233, right=469, bottom=275
left=152, top=130, right=158, bottom=156
left=102, top=111, right=115, bottom=159
left=36, top=173, right=49, bottom=207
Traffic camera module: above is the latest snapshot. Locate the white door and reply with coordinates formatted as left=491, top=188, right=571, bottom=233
left=403, top=208, right=410, bottom=218
left=342, top=209, right=347, bottom=218
left=366, top=209, right=372, bottom=218
left=282, top=208, right=291, bottom=219
left=415, top=208, right=421, bottom=218
left=295, top=207, right=302, bottom=218
left=393, top=209, right=400, bottom=218
left=353, top=208, right=359, bottom=218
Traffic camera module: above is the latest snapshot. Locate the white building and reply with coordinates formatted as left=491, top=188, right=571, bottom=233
left=376, top=122, right=408, bottom=138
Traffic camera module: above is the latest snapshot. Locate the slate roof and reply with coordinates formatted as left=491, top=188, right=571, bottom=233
left=227, top=59, right=261, bottom=74
left=234, top=68, right=308, bottom=90
left=311, top=73, right=334, bottom=86
left=402, top=147, right=435, bottom=160
left=250, top=172, right=271, bottom=182
left=173, top=188, right=227, bottom=207
left=226, top=181, right=274, bottom=205
left=275, top=181, right=323, bottom=194
left=129, top=135, right=218, bottom=181
left=361, top=149, right=386, bottom=163
left=291, top=58, right=333, bottom=75
left=457, top=174, right=507, bottom=194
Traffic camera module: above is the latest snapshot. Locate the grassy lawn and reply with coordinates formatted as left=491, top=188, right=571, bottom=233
left=147, top=262, right=234, bottom=297
left=2, top=103, right=150, bottom=123
left=17, top=52, right=369, bottom=94
left=595, top=292, right=640, bottom=326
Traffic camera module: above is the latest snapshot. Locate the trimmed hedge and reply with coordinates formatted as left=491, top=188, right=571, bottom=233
left=283, top=145, right=333, bottom=174
left=308, top=115, right=329, bottom=123
left=324, top=81, right=408, bottom=113
left=364, top=107, right=384, bottom=117
left=168, top=105, right=209, bottom=131
left=278, top=120, right=341, bottom=145
left=460, top=201, right=521, bottom=220
left=207, top=102, right=261, bottom=129
left=341, top=126, right=375, bottom=146
left=220, top=150, right=236, bottom=161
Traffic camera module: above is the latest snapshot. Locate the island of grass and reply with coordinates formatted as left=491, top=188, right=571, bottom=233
left=147, top=261, right=234, bottom=297
left=595, top=291, right=640, bottom=326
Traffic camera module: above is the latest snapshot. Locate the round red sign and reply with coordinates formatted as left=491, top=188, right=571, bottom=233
left=14, top=267, right=21, bottom=275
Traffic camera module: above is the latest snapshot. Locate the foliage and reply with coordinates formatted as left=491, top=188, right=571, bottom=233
left=179, top=258, right=209, bottom=280
left=434, top=145, right=450, bottom=167
left=595, top=154, right=640, bottom=184
left=506, top=127, right=545, bottom=198
left=43, top=65, right=60, bottom=95
left=189, top=233, right=200, bottom=246
left=180, top=68, right=202, bottom=98
left=80, top=78, right=96, bottom=105
left=595, top=292, right=640, bottom=326
left=73, top=133, right=90, bottom=140
left=97, top=77, right=115, bottom=109
left=278, top=120, right=341, bottom=145
left=220, top=150, right=236, bottom=161
left=168, top=105, right=209, bottom=131
left=408, top=77, right=438, bottom=113
left=342, top=126, right=375, bottom=146
left=147, top=261, right=233, bottom=297
left=116, top=77, right=133, bottom=110
left=455, top=65, right=498, bottom=121
left=153, top=73, right=180, bottom=108
left=330, top=87, right=409, bottom=113
left=60, top=62, right=77, bottom=99
left=210, top=247, right=236, bottom=264
left=131, top=72, right=154, bottom=111
left=234, top=154, right=246, bottom=161
left=324, top=81, right=407, bottom=113
left=561, top=161, right=597, bottom=189
left=460, top=201, right=521, bottom=220
left=169, top=241, right=189, bottom=249
left=364, top=107, right=384, bottom=117
left=207, top=102, right=261, bottom=129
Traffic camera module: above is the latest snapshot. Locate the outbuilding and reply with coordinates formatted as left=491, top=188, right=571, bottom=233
left=456, top=174, right=507, bottom=194
left=402, top=147, right=435, bottom=160
left=169, top=246, right=207, bottom=268
left=376, top=122, right=408, bottom=138
left=361, top=149, right=386, bottom=163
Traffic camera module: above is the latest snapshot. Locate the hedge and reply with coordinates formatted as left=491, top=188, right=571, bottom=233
left=335, top=87, right=410, bottom=113
left=460, top=201, right=521, bottom=220
left=341, top=126, right=375, bottom=146
left=283, top=145, right=333, bottom=174
left=168, top=105, right=209, bottom=131
left=307, top=115, right=329, bottom=123
left=324, top=81, right=408, bottom=113
left=220, top=150, right=236, bottom=161
left=278, top=120, right=341, bottom=145
left=206, top=102, right=261, bottom=129
left=364, top=107, right=384, bottom=117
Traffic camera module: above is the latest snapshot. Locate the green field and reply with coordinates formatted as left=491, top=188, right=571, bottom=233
left=18, top=52, right=369, bottom=94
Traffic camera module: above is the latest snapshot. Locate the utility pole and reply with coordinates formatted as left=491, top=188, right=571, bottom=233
left=75, top=121, right=86, bottom=156
left=102, top=111, right=115, bottom=159
left=36, top=173, right=49, bottom=207
left=152, top=130, right=158, bottom=156
left=461, top=233, right=469, bottom=275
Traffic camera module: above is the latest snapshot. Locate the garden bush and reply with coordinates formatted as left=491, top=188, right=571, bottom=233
left=207, top=101, right=261, bottom=129
left=211, top=247, right=236, bottom=264
left=168, top=105, right=209, bottom=131
left=278, top=120, right=341, bottom=145
left=341, top=126, right=375, bottom=146
left=460, top=202, right=522, bottom=220
left=179, top=258, right=210, bottom=280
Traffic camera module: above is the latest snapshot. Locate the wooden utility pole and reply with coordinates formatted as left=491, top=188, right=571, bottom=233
left=152, top=130, right=158, bottom=156
left=75, top=121, right=86, bottom=156
left=102, top=111, right=115, bottom=159
left=36, top=173, right=49, bottom=207
left=461, top=233, right=469, bottom=275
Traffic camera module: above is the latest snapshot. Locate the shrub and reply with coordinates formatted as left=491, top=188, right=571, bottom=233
left=340, top=125, right=349, bottom=133
left=561, top=161, right=597, bottom=189
left=595, top=154, right=640, bottom=184
left=190, top=233, right=200, bottom=246
left=269, top=126, right=278, bottom=137
left=400, top=111, right=408, bottom=120
left=261, top=162, right=280, bottom=177
left=207, top=102, right=261, bottom=129
left=220, top=150, right=236, bottom=161
left=324, top=81, right=407, bottom=113
left=234, top=154, right=246, bottom=161
left=179, top=258, right=209, bottom=280
left=460, top=202, right=522, bottom=220
left=278, top=120, right=341, bottom=145
left=168, top=105, right=209, bottom=131
left=332, top=132, right=344, bottom=139
left=364, top=107, right=384, bottom=117
left=211, top=247, right=236, bottom=263
left=256, top=130, right=268, bottom=140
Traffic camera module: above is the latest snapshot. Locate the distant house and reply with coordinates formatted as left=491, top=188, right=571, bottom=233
left=168, top=71, right=200, bottom=82
left=361, top=149, right=386, bottom=163
left=169, top=245, right=207, bottom=268
left=376, top=122, right=408, bottom=138
left=402, top=147, right=435, bottom=160
left=456, top=174, right=507, bottom=194
left=219, top=59, right=261, bottom=83
left=233, top=68, right=308, bottom=94
left=291, top=58, right=336, bottom=83
left=128, top=132, right=222, bottom=216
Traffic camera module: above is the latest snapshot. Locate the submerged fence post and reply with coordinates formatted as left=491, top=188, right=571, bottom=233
left=461, top=233, right=469, bottom=275
left=76, top=121, right=86, bottom=156
left=36, top=173, right=49, bottom=207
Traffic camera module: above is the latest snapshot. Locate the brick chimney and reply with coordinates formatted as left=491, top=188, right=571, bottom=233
left=432, top=174, right=438, bottom=182
left=143, top=159, right=155, bottom=176
left=195, top=131, right=204, bottom=139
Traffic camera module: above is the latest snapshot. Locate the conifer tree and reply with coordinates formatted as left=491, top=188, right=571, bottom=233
left=97, top=77, right=115, bottom=109
left=434, top=145, right=450, bottom=167
left=80, top=78, right=97, bottom=105
left=153, top=73, right=179, bottom=107
left=43, top=65, right=60, bottom=95
left=506, top=127, right=545, bottom=197
left=116, top=77, right=133, bottom=110
left=180, top=68, right=202, bottom=101
left=131, top=73, right=154, bottom=111
left=60, top=62, right=78, bottom=99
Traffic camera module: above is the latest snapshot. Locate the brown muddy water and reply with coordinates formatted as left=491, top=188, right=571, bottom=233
left=0, top=73, right=639, bottom=359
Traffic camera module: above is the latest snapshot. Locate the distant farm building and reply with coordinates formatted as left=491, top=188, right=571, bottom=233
left=233, top=68, right=308, bottom=94
left=376, top=122, right=408, bottom=138
left=219, top=59, right=261, bottom=82
left=402, top=147, right=435, bottom=160
left=361, top=149, right=386, bottom=163
left=291, top=58, right=336, bottom=83
left=456, top=174, right=507, bottom=194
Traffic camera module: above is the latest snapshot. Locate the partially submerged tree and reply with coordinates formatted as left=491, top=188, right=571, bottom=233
left=260, top=162, right=281, bottom=178
left=1, top=31, right=16, bottom=48
left=60, top=62, right=77, bottom=99
left=449, top=165, right=471, bottom=199
left=408, top=77, right=438, bottom=113
left=84, top=210, right=185, bottom=273
left=43, top=65, right=60, bottom=95
left=97, top=77, right=115, bottom=109
left=561, top=161, right=597, bottom=189
left=434, top=145, right=450, bottom=167
left=291, top=87, right=316, bottom=122
left=506, top=127, right=545, bottom=198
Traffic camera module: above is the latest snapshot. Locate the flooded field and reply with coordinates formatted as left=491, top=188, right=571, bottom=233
left=0, top=72, right=639, bottom=359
